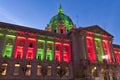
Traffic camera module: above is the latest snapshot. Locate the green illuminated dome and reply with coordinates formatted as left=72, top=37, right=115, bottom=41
left=46, top=5, right=74, bottom=34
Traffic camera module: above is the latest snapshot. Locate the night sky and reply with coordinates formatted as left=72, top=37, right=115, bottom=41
left=0, top=0, right=120, bottom=44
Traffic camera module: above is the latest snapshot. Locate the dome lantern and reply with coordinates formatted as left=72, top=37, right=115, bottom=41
left=46, top=5, right=75, bottom=34
left=58, top=4, right=64, bottom=14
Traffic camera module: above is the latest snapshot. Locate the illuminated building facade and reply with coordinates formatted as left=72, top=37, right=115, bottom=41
left=0, top=5, right=120, bottom=80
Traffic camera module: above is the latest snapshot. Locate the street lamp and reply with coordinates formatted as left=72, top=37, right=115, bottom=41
left=102, top=55, right=110, bottom=80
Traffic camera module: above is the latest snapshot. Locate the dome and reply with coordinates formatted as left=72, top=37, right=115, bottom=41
left=47, top=5, right=74, bottom=33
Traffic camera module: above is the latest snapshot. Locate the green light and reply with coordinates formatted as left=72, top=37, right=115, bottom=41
left=58, top=4, right=64, bottom=14
left=46, top=41, right=54, bottom=61
left=95, top=38, right=104, bottom=62
left=95, top=33, right=101, bottom=37
left=47, top=5, right=74, bottom=33
left=2, top=35, right=16, bottom=58
left=46, top=50, right=53, bottom=61
left=36, top=40, right=45, bottom=60
left=0, top=33, right=3, bottom=37
left=7, top=29, right=16, bottom=33
left=0, top=33, right=4, bottom=58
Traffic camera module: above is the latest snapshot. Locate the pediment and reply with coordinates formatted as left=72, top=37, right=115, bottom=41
left=82, top=25, right=113, bottom=37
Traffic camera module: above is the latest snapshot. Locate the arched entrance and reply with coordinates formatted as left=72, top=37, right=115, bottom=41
left=101, top=68, right=110, bottom=80
left=110, top=68, right=117, bottom=80
left=91, top=67, right=98, bottom=80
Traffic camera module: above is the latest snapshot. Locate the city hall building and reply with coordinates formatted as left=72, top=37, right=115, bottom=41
left=0, top=6, right=120, bottom=80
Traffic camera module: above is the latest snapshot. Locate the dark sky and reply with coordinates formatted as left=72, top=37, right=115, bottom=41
left=0, top=0, right=120, bottom=44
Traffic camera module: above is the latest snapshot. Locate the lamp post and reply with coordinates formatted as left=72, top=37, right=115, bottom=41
left=102, top=55, right=110, bottom=80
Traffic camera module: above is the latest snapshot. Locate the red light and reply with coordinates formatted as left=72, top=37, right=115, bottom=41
left=58, top=24, right=66, bottom=34
left=63, top=44, right=70, bottom=63
left=114, top=51, right=120, bottom=65
left=14, top=36, right=26, bottom=59
left=55, top=42, right=62, bottom=62
left=26, top=38, right=36, bottom=60
left=86, top=37, right=96, bottom=62
left=102, top=40, right=113, bottom=63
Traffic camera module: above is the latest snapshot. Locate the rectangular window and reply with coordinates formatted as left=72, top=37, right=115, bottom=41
left=60, top=29, right=64, bottom=34
left=63, top=44, right=70, bottom=63
left=55, top=42, right=62, bottom=62
left=46, top=41, right=54, bottom=61
left=14, top=36, right=26, bottom=59
left=25, top=64, right=31, bottom=76
left=2, top=35, right=16, bottom=58
left=37, top=65, right=42, bottom=76
left=13, top=64, right=20, bottom=76
left=36, top=40, right=45, bottom=61
left=95, top=38, right=104, bottom=62
left=26, top=38, right=36, bottom=60
left=56, top=66, right=61, bottom=76
left=47, top=66, right=52, bottom=76
left=65, top=66, right=70, bottom=76
left=58, top=26, right=66, bottom=34
left=0, top=63, right=8, bottom=76
left=86, top=37, right=96, bottom=62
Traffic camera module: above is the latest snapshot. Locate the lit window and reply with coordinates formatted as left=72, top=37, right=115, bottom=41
left=37, top=65, right=42, bottom=76
left=47, top=42, right=53, bottom=50
left=65, top=67, right=70, bottom=76
left=36, top=40, right=45, bottom=60
left=55, top=55, right=59, bottom=61
left=56, top=66, right=60, bottom=76
left=56, top=65, right=67, bottom=77
left=26, top=38, right=36, bottom=60
left=2, top=35, right=16, bottom=58
left=92, top=67, right=98, bottom=77
left=86, top=37, right=96, bottom=62
left=38, top=41, right=44, bottom=49
left=63, top=46, right=67, bottom=52
left=46, top=41, right=54, bottom=61
left=0, top=63, right=8, bottom=76
left=16, top=52, right=21, bottom=59
left=38, top=54, right=42, bottom=60
left=95, top=38, right=104, bottom=62
left=55, top=43, right=62, bottom=62
left=14, top=36, right=26, bottom=59
left=63, top=44, right=70, bottom=63
left=46, top=55, right=50, bottom=61
left=47, top=66, right=52, bottom=76
left=13, top=64, right=20, bottom=76
left=25, top=64, right=31, bottom=76
left=18, top=40, right=24, bottom=46
left=47, top=45, right=51, bottom=50
left=55, top=46, right=60, bottom=51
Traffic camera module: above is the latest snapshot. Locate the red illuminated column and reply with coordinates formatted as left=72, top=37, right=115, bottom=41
left=26, top=38, right=36, bottom=60
left=114, top=51, right=120, bottom=65
left=86, top=37, right=96, bottom=62
left=14, top=36, right=26, bottom=59
left=119, top=52, right=120, bottom=64
left=102, top=40, right=113, bottom=63
left=55, top=42, right=62, bottom=62
left=63, top=44, right=70, bottom=63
